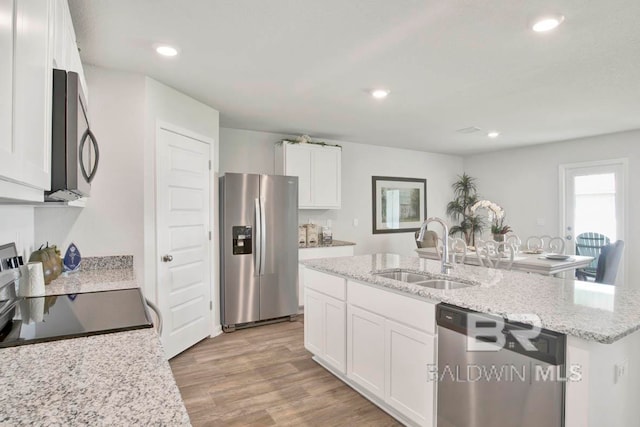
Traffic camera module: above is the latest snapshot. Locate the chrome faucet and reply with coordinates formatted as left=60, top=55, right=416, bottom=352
left=417, top=217, right=452, bottom=274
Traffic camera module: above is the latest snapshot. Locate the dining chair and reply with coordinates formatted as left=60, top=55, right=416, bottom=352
left=477, top=241, right=515, bottom=270
left=575, top=232, right=611, bottom=280
left=548, top=237, right=565, bottom=254
left=449, top=238, right=468, bottom=265
left=594, top=241, right=625, bottom=285
left=526, top=236, right=544, bottom=251
left=415, top=230, right=439, bottom=249
left=540, top=235, right=553, bottom=250
left=505, top=233, right=521, bottom=253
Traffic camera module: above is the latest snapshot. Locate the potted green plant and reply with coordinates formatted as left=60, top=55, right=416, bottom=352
left=446, top=174, right=483, bottom=246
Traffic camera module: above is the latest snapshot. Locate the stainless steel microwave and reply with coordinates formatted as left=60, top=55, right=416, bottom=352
left=47, top=69, right=99, bottom=201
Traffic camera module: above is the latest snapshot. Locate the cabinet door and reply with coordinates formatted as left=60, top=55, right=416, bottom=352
left=385, top=319, right=436, bottom=426
left=284, top=144, right=313, bottom=207
left=13, top=0, right=52, bottom=190
left=0, top=0, right=18, bottom=182
left=347, top=305, right=385, bottom=399
left=323, top=296, right=346, bottom=373
left=304, top=289, right=324, bottom=356
left=312, top=148, right=341, bottom=208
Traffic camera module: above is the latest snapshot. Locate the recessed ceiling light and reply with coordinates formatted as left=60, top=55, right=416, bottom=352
left=532, top=15, right=565, bottom=32
left=156, top=45, right=178, bottom=57
left=371, top=89, right=390, bottom=99
left=487, top=131, right=500, bottom=138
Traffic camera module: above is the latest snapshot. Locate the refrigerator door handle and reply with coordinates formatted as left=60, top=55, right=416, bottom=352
left=254, top=197, right=262, bottom=275
left=259, top=197, right=267, bottom=275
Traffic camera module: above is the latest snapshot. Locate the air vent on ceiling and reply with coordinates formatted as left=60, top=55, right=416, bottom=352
left=456, top=126, right=482, bottom=134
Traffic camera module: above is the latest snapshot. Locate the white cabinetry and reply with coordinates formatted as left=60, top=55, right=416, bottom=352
left=385, top=319, right=435, bottom=425
left=0, top=0, right=85, bottom=202
left=303, top=268, right=437, bottom=427
left=51, top=0, right=86, bottom=96
left=275, top=142, right=341, bottom=209
left=13, top=0, right=53, bottom=192
left=303, top=270, right=346, bottom=374
left=0, top=0, right=17, bottom=185
left=298, top=244, right=355, bottom=308
left=347, top=305, right=385, bottom=398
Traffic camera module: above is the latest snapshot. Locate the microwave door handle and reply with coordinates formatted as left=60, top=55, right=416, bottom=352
left=86, top=129, right=100, bottom=182
left=79, top=129, right=91, bottom=182
left=79, top=129, right=100, bottom=183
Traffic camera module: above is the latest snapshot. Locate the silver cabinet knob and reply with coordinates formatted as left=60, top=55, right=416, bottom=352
left=566, top=235, right=573, bottom=241
left=162, top=254, right=173, bottom=262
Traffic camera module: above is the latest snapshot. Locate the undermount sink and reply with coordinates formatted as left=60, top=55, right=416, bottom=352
left=415, top=279, right=473, bottom=290
left=373, top=270, right=433, bottom=283
left=373, top=269, right=475, bottom=290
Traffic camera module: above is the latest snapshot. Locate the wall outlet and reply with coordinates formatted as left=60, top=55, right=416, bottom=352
left=353, top=218, right=359, bottom=227
left=326, top=219, right=332, bottom=227
left=614, top=359, right=629, bottom=384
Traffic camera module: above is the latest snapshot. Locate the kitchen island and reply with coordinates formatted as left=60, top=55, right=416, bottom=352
left=0, top=259, right=190, bottom=426
left=301, top=254, right=640, bottom=427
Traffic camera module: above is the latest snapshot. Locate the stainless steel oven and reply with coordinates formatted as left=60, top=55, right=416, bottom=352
left=48, top=69, right=99, bottom=201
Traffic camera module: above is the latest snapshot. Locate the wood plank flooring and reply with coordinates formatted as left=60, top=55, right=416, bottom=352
left=169, top=316, right=401, bottom=426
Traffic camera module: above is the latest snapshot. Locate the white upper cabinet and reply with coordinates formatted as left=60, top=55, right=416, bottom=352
left=13, top=0, right=53, bottom=192
left=275, top=142, right=341, bottom=209
left=0, top=0, right=84, bottom=202
left=0, top=0, right=18, bottom=184
left=51, top=0, right=86, bottom=98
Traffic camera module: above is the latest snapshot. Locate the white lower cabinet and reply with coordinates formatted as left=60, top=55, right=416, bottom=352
left=304, top=288, right=346, bottom=374
left=304, top=269, right=437, bottom=427
left=347, top=305, right=386, bottom=399
left=385, top=319, right=436, bottom=426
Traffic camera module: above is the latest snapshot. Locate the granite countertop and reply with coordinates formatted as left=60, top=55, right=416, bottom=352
left=300, top=239, right=356, bottom=249
left=301, top=254, right=640, bottom=344
left=44, top=268, right=138, bottom=296
left=3, top=256, right=191, bottom=426
left=0, top=329, right=190, bottom=426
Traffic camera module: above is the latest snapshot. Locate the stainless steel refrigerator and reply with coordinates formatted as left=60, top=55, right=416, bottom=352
left=220, top=173, right=299, bottom=331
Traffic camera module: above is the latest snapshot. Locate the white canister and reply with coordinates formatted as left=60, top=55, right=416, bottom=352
left=18, top=262, right=46, bottom=297
left=306, top=224, right=319, bottom=246
left=298, top=226, right=307, bottom=247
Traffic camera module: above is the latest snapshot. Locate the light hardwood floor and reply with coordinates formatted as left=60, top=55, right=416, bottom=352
left=170, top=316, right=401, bottom=426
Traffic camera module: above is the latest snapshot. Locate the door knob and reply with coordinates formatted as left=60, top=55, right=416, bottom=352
left=162, top=254, right=173, bottom=262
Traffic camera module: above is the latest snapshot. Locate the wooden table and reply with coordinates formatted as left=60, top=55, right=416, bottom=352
left=415, top=248, right=594, bottom=276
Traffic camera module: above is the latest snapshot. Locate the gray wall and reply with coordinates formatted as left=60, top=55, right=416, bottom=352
left=220, top=128, right=465, bottom=256
left=464, top=129, right=639, bottom=285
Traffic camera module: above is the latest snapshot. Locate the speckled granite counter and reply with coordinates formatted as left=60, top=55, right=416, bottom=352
left=301, top=254, right=640, bottom=344
left=3, top=257, right=191, bottom=426
left=0, top=329, right=190, bottom=426
left=43, top=268, right=138, bottom=296
left=300, top=239, right=356, bottom=249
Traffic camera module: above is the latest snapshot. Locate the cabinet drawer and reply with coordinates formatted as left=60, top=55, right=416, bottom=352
left=348, top=281, right=436, bottom=334
left=305, top=268, right=346, bottom=301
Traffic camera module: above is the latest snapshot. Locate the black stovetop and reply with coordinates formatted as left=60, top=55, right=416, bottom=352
left=0, top=288, right=153, bottom=348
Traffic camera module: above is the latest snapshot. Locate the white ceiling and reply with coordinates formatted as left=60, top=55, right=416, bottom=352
left=68, top=0, right=640, bottom=155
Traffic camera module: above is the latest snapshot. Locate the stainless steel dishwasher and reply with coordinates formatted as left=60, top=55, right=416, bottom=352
left=436, top=303, right=566, bottom=427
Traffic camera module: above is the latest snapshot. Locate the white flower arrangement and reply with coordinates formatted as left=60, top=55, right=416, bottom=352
left=470, top=200, right=505, bottom=219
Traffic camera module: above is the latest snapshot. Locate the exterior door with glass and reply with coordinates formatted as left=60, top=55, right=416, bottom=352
left=560, top=159, right=626, bottom=284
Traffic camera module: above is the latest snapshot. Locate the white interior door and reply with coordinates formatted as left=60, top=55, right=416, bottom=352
left=157, top=123, right=213, bottom=358
left=560, top=159, right=627, bottom=284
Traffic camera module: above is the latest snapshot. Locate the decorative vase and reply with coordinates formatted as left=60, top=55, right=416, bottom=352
left=493, top=233, right=506, bottom=243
